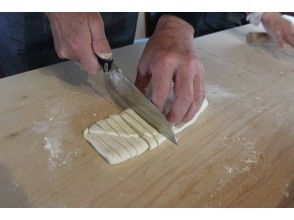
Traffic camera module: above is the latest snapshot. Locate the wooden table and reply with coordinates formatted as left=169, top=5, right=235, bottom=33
left=0, top=23, right=293, bottom=207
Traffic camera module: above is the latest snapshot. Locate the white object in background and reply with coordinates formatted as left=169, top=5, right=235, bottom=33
left=246, top=12, right=264, bottom=26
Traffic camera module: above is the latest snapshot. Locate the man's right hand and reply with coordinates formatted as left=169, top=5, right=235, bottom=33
left=47, top=13, right=112, bottom=74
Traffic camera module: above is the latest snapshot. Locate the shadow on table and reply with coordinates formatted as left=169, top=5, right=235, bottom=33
left=43, top=61, right=89, bottom=87
left=254, top=45, right=294, bottom=63
left=0, top=164, right=30, bottom=207
left=43, top=61, right=112, bottom=98
left=277, top=180, right=294, bottom=208
left=229, top=28, right=294, bottom=63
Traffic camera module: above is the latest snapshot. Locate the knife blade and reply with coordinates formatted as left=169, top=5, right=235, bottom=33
left=92, top=56, right=178, bottom=145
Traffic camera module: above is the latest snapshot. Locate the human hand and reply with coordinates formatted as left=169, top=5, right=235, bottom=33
left=136, top=15, right=205, bottom=127
left=261, top=12, right=294, bottom=47
left=47, top=12, right=112, bottom=74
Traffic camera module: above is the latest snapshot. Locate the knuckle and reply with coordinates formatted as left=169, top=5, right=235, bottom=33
left=56, top=50, right=64, bottom=59
left=57, top=48, right=69, bottom=59
left=180, top=71, right=194, bottom=81
left=180, top=93, right=193, bottom=104
left=68, top=38, right=80, bottom=52
left=157, top=52, right=177, bottom=65
left=152, top=90, right=168, bottom=103
left=185, top=53, right=197, bottom=66
left=137, top=61, right=147, bottom=74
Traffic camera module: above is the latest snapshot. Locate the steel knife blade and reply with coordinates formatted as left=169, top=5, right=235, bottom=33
left=93, top=56, right=177, bottom=145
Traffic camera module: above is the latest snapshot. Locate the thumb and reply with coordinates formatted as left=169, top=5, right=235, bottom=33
left=89, top=14, right=112, bottom=59
left=274, top=30, right=284, bottom=48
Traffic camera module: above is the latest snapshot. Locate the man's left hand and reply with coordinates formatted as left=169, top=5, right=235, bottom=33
left=136, top=15, right=205, bottom=127
left=262, top=12, right=294, bottom=47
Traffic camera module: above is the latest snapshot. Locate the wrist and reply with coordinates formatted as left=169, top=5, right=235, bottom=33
left=261, top=12, right=281, bottom=23
left=45, top=12, right=61, bottom=22
left=155, top=15, right=195, bottom=39
left=45, top=12, right=56, bottom=19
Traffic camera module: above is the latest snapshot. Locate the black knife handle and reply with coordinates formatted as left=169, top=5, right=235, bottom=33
left=97, top=55, right=113, bottom=72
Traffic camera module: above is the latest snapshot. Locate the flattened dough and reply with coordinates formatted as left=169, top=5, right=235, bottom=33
left=84, top=99, right=208, bottom=165
left=172, top=98, right=208, bottom=134
left=83, top=129, right=122, bottom=165
left=124, top=108, right=166, bottom=146
left=120, top=112, right=158, bottom=149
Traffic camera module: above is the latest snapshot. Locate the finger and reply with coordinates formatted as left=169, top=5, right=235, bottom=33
left=181, top=63, right=205, bottom=125
left=135, top=44, right=154, bottom=93
left=274, top=31, right=284, bottom=48
left=136, top=55, right=152, bottom=94
left=73, top=25, right=101, bottom=74
left=75, top=14, right=109, bottom=74
left=50, top=28, right=67, bottom=59
left=285, top=35, right=294, bottom=47
left=150, top=62, right=175, bottom=112
left=89, top=14, right=112, bottom=58
left=135, top=67, right=151, bottom=94
left=283, top=30, right=294, bottom=47
left=167, top=63, right=195, bottom=125
left=75, top=45, right=101, bottom=75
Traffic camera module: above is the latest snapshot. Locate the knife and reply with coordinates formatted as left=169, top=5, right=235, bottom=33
left=91, top=55, right=178, bottom=145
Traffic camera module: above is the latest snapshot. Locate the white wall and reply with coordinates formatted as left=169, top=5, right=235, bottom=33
left=135, top=12, right=146, bottom=40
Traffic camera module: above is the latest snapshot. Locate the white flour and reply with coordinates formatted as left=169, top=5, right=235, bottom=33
left=220, top=135, right=263, bottom=178
left=32, top=97, right=80, bottom=170
left=43, top=136, right=62, bottom=169
left=224, top=166, right=235, bottom=174
left=206, top=84, right=236, bottom=99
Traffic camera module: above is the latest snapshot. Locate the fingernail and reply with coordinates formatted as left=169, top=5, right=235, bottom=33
left=97, top=52, right=113, bottom=60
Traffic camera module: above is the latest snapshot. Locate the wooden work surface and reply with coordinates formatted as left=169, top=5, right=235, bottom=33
left=0, top=23, right=293, bottom=207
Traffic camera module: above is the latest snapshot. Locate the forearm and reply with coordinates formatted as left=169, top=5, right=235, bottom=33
left=154, top=12, right=205, bottom=37
left=155, top=15, right=195, bottom=39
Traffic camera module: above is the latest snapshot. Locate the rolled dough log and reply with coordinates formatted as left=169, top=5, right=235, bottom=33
left=84, top=99, right=208, bottom=165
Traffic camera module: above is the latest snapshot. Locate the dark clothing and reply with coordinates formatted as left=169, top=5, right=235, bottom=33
left=149, top=12, right=247, bottom=37
left=197, top=12, right=247, bottom=37
left=102, top=13, right=138, bottom=48
left=150, top=12, right=205, bottom=37
left=0, top=12, right=247, bottom=77
left=0, top=13, right=60, bottom=76
left=0, top=12, right=138, bottom=76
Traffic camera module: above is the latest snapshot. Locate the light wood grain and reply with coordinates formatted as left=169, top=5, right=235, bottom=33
left=0, top=24, right=293, bottom=207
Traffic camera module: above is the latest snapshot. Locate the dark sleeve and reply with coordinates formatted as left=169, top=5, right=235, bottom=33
left=154, top=12, right=205, bottom=33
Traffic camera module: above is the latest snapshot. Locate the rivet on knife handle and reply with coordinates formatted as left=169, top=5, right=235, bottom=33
left=97, top=55, right=113, bottom=72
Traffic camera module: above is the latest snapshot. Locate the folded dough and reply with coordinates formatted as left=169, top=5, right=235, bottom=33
left=84, top=99, right=208, bottom=165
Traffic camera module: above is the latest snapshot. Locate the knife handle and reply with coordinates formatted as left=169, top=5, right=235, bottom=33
left=97, top=55, right=113, bottom=72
